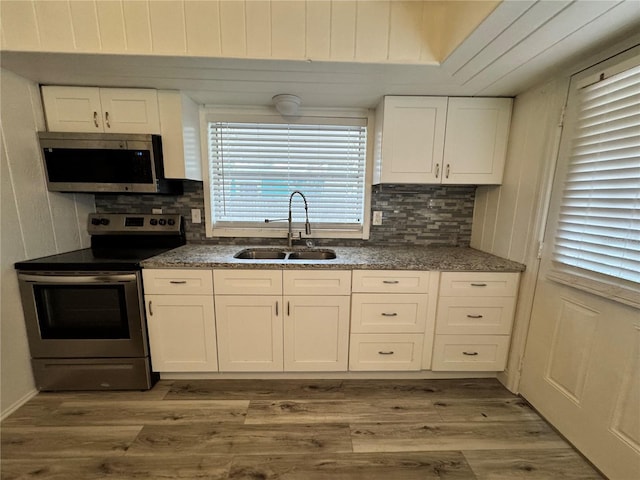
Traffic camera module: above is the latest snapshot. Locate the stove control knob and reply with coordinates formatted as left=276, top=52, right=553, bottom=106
left=100, top=218, right=110, bottom=226
left=91, top=218, right=101, bottom=225
left=159, top=219, right=167, bottom=226
left=167, top=219, right=176, bottom=226
left=149, top=218, right=158, bottom=226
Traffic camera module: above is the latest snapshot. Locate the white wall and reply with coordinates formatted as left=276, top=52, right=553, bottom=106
left=0, top=68, right=94, bottom=418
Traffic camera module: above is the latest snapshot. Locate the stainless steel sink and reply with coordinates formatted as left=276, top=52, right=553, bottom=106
left=233, top=248, right=287, bottom=260
left=233, top=248, right=337, bottom=261
left=287, top=249, right=337, bottom=260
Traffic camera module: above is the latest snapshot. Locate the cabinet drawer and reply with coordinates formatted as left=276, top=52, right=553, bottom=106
left=435, top=297, right=516, bottom=335
left=213, top=269, right=282, bottom=295
left=142, top=269, right=213, bottom=295
left=351, top=294, right=428, bottom=333
left=431, top=335, right=509, bottom=371
left=439, top=272, right=519, bottom=297
left=283, top=270, right=351, bottom=295
left=352, top=270, right=429, bottom=293
left=349, top=334, right=424, bottom=371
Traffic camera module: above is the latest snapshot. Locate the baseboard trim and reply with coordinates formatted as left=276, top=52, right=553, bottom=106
left=1, top=388, right=38, bottom=421
left=160, top=371, right=498, bottom=381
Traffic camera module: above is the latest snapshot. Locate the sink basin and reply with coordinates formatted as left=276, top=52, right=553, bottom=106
left=233, top=248, right=287, bottom=260
left=233, top=248, right=337, bottom=261
left=287, top=249, right=337, bottom=260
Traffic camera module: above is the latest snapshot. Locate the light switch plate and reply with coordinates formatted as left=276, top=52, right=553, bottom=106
left=191, top=208, right=202, bottom=224
left=372, top=211, right=382, bottom=225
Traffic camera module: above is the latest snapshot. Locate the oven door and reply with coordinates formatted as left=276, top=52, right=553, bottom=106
left=17, top=272, right=148, bottom=358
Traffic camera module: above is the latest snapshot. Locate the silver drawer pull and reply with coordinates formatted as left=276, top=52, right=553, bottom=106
left=466, top=314, right=483, bottom=319
left=383, top=280, right=399, bottom=284
left=463, top=351, right=479, bottom=356
left=378, top=351, right=394, bottom=355
left=470, top=283, right=487, bottom=287
left=169, top=280, right=188, bottom=284
left=381, top=312, right=398, bottom=317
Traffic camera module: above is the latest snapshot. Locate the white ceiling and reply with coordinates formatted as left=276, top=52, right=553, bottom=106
left=2, top=0, right=639, bottom=108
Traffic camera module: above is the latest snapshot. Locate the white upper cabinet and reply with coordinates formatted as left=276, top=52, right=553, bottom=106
left=442, top=98, right=512, bottom=185
left=42, top=86, right=160, bottom=134
left=374, top=96, right=447, bottom=184
left=374, top=96, right=512, bottom=185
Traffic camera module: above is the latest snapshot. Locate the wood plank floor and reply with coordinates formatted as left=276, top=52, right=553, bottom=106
left=1, top=379, right=604, bottom=479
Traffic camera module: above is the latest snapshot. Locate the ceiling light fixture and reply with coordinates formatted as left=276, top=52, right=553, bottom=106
left=272, top=94, right=301, bottom=116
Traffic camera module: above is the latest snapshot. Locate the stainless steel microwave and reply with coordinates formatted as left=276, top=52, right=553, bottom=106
left=38, top=132, right=182, bottom=194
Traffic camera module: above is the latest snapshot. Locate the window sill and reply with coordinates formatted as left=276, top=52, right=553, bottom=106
left=546, top=268, right=640, bottom=309
left=207, top=226, right=368, bottom=240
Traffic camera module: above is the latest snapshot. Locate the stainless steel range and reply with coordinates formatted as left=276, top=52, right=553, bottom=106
left=15, top=213, right=185, bottom=391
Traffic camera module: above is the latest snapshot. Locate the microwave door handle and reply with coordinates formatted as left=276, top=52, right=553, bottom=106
left=18, top=273, right=138, bottom=284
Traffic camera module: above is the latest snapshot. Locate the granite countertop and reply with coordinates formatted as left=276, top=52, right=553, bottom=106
left=142, top=245, right=526, bottom=272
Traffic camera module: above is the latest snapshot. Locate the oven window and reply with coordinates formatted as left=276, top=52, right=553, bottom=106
left=33, top=285, right=131, bottom=339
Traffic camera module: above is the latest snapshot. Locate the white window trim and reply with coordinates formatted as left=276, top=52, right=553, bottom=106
left=545, top=49, right=640, bottom=309
left=199, top=105, right=374, bottom=240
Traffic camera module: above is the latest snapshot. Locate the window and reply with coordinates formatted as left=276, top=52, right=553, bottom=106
left=203, top=111, right=369, bottom=239
left=553, top=61, right=640, bottom=285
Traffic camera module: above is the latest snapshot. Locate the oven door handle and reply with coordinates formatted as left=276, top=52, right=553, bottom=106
left=18, top=273, right=138, bottom=284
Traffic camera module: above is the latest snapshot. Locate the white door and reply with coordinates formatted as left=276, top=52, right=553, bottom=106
left=519, top=50, right=640, bottom=480
left=283, top=295, right=350, bottom=371
left=41, top=86, right=103, bottom=132
left=99, top=88, right=160, bottom=134
left=145, top=295, right=217, bottom=372
left=215, top=295, right=283, bottom=372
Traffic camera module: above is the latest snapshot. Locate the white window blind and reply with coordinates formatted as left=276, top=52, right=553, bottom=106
left=207, top=121, right=367, bottom=229
left=553, top=63, right=640, bottom=284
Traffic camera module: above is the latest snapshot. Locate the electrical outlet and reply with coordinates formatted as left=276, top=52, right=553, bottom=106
left=152, top=208, right=163, bottom=214
left=372, top=211, right=383, bottom=225
left=191, top=208, right=202, bottom=224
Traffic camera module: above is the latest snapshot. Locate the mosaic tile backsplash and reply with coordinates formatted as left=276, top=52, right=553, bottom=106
left=95, top=181, right=475, bottom=247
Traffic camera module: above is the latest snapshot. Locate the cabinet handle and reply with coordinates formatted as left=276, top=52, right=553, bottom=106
left=93, top=111, right=99, bottom=128
left=275, top=301, right=279, bottom=316
left=466, top=314, right=483, bottom=319
left=378, top=351, right=394, bottom=355
left=148, top=300, right=153, bottom=316
left=381, top=312, right=398, bottom=317
left=445, top=163, right=450, bottom=178
left=105, top=111, right=111, bottom=128
left=287, top=301, right=290, bottom=316
left=169, top=280, right=187, bottom=284
left=435, top=163, right=440, bottom=179
left=383, top=280, right=399, bottom=284
left=470, top=283, right=487, bottom=287
left=463, top=351, right=479, bottom=356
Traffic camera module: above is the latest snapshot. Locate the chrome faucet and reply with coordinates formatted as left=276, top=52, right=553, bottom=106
left=264, top=190, right=311, bottom=248
left=288, top=190, right=311, bottom=248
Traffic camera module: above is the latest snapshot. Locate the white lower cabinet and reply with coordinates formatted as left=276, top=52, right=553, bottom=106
left=349, top=270, right=437, bottom=371
left=432, top=272, right=519, bottom=371
left=142, top=269, right=217, bottom=372
left=284, top=295, right=350, bottom=371
left=215, top=294, right=283, bottom=372
left=213, top=269, right=351, bottom=372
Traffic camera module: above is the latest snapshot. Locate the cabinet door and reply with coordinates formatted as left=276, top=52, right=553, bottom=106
left=378, top=96, right=447, bottom=183
left=41, top=86, right=103, bottom=132
left=215, top=295, right=283, bottom=372
left=145, top=295, right=217, bottom=372
left=442, top=97, right=512, bottom=185
left=99, top=88, right=160, bottom=134
left=284, top=295, right=350, bottom=372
